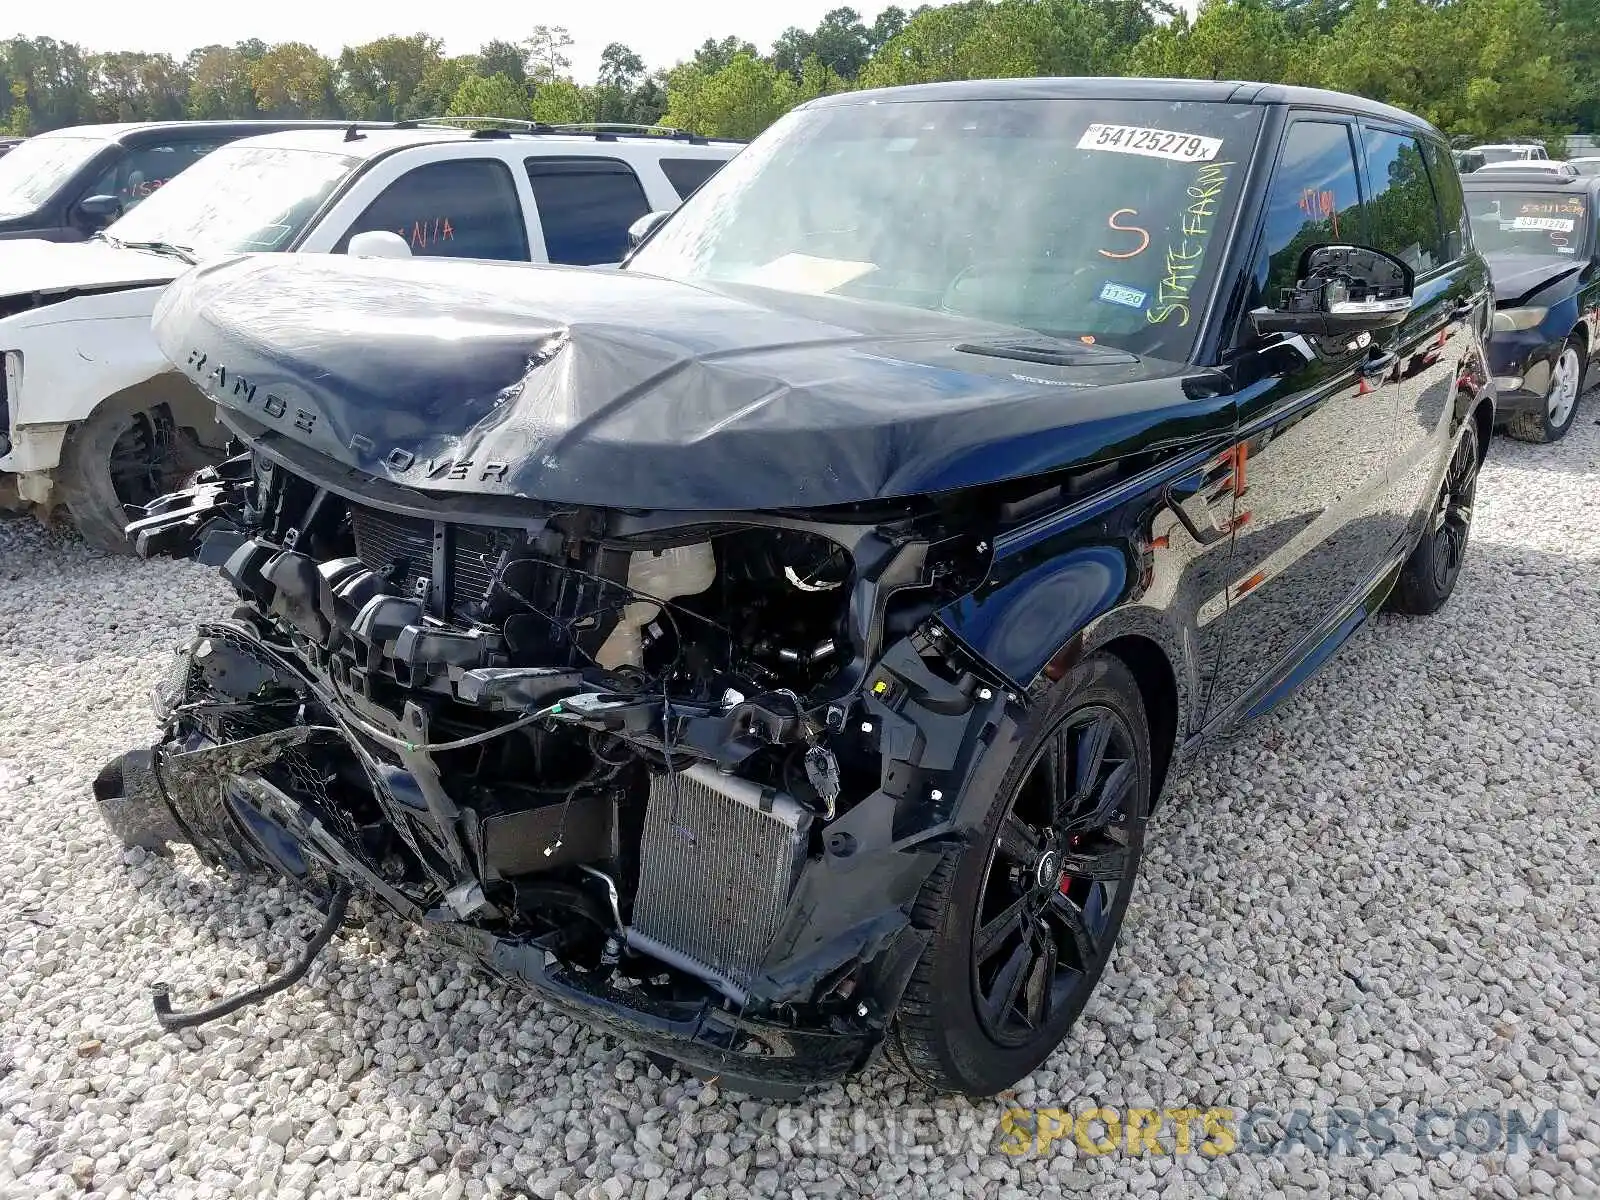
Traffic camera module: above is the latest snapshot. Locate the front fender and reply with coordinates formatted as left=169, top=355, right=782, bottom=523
left=0, top=287, right=173, bottom=472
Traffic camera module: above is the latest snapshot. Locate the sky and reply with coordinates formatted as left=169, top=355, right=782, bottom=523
left=8, top=2, right=908, bottom=81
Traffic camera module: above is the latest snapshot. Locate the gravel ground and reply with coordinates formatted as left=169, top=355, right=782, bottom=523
left=1, top=417, right=1598, bottom=1200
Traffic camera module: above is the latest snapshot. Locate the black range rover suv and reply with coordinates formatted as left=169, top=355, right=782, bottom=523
left=100, top=79, right=1493, bottom=1097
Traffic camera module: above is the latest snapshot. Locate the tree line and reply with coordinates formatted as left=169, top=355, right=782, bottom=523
left=4, top=0, right=1596, bottom=147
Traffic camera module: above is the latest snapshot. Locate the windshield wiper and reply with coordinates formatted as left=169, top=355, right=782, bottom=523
left=118, top=240, right=197, bottom=266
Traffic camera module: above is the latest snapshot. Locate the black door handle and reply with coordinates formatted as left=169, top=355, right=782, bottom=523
left=1359, top=350, right=1398, bottom=379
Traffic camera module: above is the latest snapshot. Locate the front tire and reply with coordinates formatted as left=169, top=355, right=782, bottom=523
left=885, top=654, right=1151, bottom=1096
left=55, top=402, right=202, bottom=553
left=1506, top=339, right=1584, bottom=443
left=1388, top=418, right=1479, bottom=616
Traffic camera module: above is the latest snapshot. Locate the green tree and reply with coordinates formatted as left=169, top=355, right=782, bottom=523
left=446, top=72, right=530, bottom=122
left=530, top=78, right=588, bottom=124
left=860, top=0, right=1116, bottom=88
left=185, top=45, right=260, bottom=119
left=250, top=42, right=336, bottom=117
left=773, top=8, right=875, bottom=81
left=413, top=55, right=478, bottom=118
left=476, top=39, right=527, bottom=84
left=524, top=25, right=574, bottom=85
left=336, top=34, right=443, bottom=120
left=664, top=53, right=790, bottom=138
left=7, top=80, right=29, bottom=135
left=1128, top=0, right=1290, bottom=82
left=691, top=36, right=760, bottom=74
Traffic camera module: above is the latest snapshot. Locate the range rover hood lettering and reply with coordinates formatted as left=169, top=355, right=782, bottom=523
left=153, top=254, right=1211, bottom=510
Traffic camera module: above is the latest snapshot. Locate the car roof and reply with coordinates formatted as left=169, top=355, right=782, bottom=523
left=1474, top=160, right=1575, bottom=173
left=226, top=123, right=743, bottom=161
left=1469, top=142, right=1544, bottom=150
left=804, top=77, right=1444, bottom=137
left=30, top=120, right=381, bottom=144
left=1462, top=171, right=1600, bottom=193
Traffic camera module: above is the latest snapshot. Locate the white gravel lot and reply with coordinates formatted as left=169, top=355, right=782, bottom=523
left=1, top=416, right=1598, bottom=1200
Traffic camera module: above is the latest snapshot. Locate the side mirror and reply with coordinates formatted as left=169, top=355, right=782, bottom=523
left=347, top=230, right=413, bottom=259
left=1250, top=244, right=1414, bottom=338
left=75, top=194, right=123, bottom=227
left=627, top=210, right=672, bottom=250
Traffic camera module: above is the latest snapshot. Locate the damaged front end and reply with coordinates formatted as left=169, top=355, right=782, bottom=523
left=101, top=444, right=1013, bottom=1093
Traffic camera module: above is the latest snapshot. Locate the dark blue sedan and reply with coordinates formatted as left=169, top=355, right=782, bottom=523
left=1465, top=170, right=1600, bottom=442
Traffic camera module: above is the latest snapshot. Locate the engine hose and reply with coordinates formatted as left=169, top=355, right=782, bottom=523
left=150, top=884, right=352, bottom=1031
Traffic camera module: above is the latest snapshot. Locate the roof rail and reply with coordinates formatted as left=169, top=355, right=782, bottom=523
left=395, top=115, right=744, bottom=144
left=404, top=115, right=550, bottom=132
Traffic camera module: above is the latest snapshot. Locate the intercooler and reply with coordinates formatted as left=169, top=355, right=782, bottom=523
left=628, top=764, right=814, bottom=1002
left=348, top=506, right=517, bottom=617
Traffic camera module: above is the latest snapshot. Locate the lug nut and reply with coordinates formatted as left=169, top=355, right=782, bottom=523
left=860, top=721, right=873, bottom=734
left=978, top=688, right=993, bottom=701
left=930, top=789, right=943, bottom=801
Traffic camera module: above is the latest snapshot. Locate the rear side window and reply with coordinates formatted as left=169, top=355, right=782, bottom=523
left=659, top=157, right=725, bottom=200
left=1362, top=129, right=1447, bottom=275
left=1420, top=140, right=1468, bottom=259
left=337, top=159, right=529, bottom=261
left=1255, top=120, right=1367, bottom=307
left=526, top=158, right=650, bottom=265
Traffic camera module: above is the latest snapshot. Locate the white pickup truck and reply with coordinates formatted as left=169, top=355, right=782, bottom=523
left=0, top=121, right=739, bottom=549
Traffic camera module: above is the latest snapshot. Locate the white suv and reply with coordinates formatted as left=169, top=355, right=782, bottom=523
left=0, top=121, right=741, bottom=548
left=1467, top=142, right=1550, bottom=164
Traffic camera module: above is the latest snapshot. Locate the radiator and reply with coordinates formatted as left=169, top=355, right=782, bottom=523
left=629, top=763, right=813, bottom=1001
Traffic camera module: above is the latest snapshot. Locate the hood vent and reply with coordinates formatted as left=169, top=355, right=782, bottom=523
left=955, top=338, right=1138, bottom=367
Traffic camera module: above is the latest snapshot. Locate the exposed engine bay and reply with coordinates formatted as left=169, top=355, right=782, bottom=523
left=100, top=443, right=1021, bottom=1091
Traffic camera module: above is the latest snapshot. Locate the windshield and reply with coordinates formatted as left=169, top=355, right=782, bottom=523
left=629, top=97, right=1263, bottom=359
left=1467, top=191, right=1590, bottom=257
left=105, top=143, right=360, bottom=257
left=0, top=135, right=108, bottom=219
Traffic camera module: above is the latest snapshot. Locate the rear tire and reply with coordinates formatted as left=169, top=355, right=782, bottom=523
left=1388, top=418, right=1479, bottom=616
left=885, top=654, right=1151, bottom=1096
left=56, top=402, right=204, bottom=553
left=1505, top=339, right=1584, bottom=443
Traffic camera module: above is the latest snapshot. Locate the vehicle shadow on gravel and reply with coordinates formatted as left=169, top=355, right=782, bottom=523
left=95, top=528, right=1600, bottom=1196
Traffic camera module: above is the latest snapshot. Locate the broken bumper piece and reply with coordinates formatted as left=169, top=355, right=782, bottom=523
left=92, top=622, right=945, bottom=1093
left=94, top=724, right=882, bottom=1094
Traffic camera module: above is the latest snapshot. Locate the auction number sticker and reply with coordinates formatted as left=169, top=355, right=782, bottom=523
left=1510, top=215, right=1575, bottom=232
left=1078, top=124, right=1222, bottom=163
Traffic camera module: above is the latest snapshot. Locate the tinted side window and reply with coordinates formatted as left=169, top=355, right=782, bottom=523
left=338, top=159, right=529, bottom=261
left=526, top=158, right=650, bottom=265
left=86, top=140, right=226, bottom=211
left=1363, top=129, right=1446, bottom=274
left=1420, top=139, right=1468, bottom=259
left=659, top=157, right=725, bottom=200
left=1256, top=120, right=1366, bottom=307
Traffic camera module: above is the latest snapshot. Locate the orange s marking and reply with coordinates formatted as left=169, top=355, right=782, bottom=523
left=1098, top=208, right=1151, bottom=260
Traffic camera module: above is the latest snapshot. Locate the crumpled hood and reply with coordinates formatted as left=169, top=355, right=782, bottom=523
left=1486, top=252, right=1582, bottom=308
left=153, top=253, right=1212, bottom=510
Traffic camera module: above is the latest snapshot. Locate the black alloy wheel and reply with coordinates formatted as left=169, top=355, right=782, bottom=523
left=887, top=654, right=1152, bottom=1096
left=1388, top=418, right=1480, bottom=616
left=972, top=705, right=1140, bottom=1047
